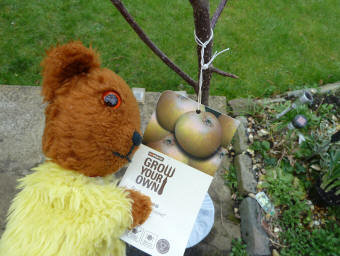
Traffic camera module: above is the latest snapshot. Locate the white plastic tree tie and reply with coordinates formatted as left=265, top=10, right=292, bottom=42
left=194, top=29, right=230, bottom=110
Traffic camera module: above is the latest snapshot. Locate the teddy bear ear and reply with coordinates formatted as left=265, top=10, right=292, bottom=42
left=41, top=41, right=100, bottom=102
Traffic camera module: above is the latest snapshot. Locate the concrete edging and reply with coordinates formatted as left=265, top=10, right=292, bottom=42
left=232, top=116, right=271, bottom=256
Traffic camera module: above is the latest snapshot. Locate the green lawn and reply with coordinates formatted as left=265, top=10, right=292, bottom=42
left=0, top=0, right=339, bottom=99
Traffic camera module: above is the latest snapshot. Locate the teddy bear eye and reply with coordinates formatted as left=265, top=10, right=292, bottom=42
left=102, top=91, right=121, bottom=109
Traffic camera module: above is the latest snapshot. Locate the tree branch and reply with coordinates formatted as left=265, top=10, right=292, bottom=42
left=210, top=66, right=239, bottom=79
left=109, top=0, right=198, bottom=91
left=211, top=0, right=229, bottom=30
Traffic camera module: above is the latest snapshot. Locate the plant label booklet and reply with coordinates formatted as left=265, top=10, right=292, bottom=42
left=119, top=90, right=239, bottom=256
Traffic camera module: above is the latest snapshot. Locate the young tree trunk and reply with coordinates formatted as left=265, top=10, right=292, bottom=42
left=110, top=0, right=237, bottom=107
left=189, top=0, right=212, bottom=106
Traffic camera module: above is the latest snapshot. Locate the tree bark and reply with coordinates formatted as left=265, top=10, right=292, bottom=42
left=189, top=0, right=212, bottom=106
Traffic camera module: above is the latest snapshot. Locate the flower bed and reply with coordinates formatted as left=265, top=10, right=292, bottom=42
left=226, top=90, right=340, bottom=255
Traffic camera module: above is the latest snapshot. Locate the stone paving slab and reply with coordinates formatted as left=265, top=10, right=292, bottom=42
left=0, top=85, right=239, bottom=254
left=0, top=86, right=45, bottom=173
left=240, top=197, right=270, bottom=256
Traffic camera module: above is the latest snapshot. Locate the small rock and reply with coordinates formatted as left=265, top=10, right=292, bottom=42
left=236, top=116, right=248, bottom=129
left=246, top=149, right=255, bottom=157
left=306, top=200, right=312, bottom=205
left=252, top=164, right=261, bottom=171
left=311, top=164, right=321, bottom=171
left=234, top=154, right=257, bottom=195
left=233, top=124, right=248, bottom=154
left=274, top=227, right=280, bottom=233
left=249, top=134, right=254, bottom=143
left=240, top=197, right=271, bottom=256
left=272, top=249, right=280, bottom=256
left=258, top=129, right=269, bottom=137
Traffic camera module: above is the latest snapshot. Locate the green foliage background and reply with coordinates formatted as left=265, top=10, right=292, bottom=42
left=1, top=0, right=339, bottom=99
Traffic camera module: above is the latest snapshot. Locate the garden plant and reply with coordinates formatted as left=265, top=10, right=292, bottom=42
left=225, top=91, right=340, bottom=255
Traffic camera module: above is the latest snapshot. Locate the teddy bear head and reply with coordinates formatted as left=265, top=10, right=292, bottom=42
left=41, top=42, right=142, bottom=177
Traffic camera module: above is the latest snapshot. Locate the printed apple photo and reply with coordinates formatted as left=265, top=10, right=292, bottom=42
left=142, top=90, right=240, bottom=176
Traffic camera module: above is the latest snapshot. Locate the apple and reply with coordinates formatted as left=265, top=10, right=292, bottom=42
left=156, top=90, right=204, bottom=132
left=189, top=148, right=227, bottom=176
left=146, top=134, right=189, bottom=164
left=175, top=111, right=222, bottom=158
left=218, top=115, right=240, bottom=148
left=142, top=112, right=170, bottom=144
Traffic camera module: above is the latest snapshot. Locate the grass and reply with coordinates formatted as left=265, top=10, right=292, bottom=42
left=1, top=0, right=339, bottom=99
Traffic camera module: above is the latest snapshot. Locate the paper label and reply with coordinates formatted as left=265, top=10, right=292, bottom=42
left=120, top=145, right=212, bottom=256
left=120, top=90, right=240, bottom=255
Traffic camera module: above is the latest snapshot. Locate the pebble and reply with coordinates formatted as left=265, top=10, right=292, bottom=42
left=272, top=249, right=280, bottom=256
left=234, top=208, right=240, bottom=219
left=252, top=164, right=261, bottom=171
left=258, top=129, right=269, bottom=137
left=249, top=134, right=254, bottom=143
left=313, top=220, right=320, bottom=226
left=246, top=148, right=255, bottom=156
left=311, top=164, right=321, bottom=171
left=274, top=227, right=280, bottom=233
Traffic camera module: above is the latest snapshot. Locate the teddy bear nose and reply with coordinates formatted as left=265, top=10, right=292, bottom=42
left=132, top=131, right=142, bottom=146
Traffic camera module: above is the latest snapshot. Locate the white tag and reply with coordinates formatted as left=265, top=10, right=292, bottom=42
left=254, top=192, right=275, bottom=216
left=120, top=145, right=212, bottom=256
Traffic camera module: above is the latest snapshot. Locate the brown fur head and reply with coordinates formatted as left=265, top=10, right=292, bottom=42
left=41, top=42, right=141, bottom=177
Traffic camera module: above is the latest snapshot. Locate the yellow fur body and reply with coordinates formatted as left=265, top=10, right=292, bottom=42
left=0, top=161, right=132, bottom=256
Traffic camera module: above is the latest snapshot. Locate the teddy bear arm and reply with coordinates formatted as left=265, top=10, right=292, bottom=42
left=125, top=189, right=152, bottom=228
